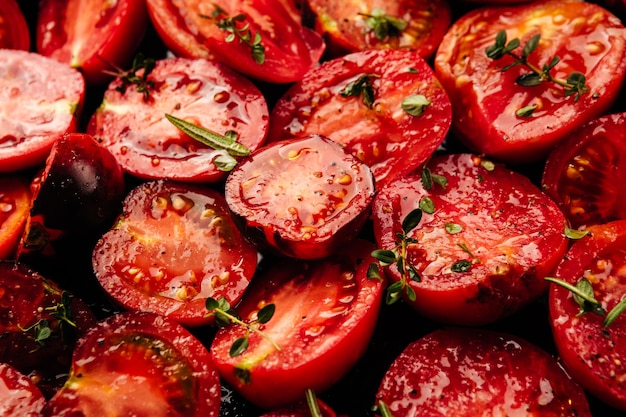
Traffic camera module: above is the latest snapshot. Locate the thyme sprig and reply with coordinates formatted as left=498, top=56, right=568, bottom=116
left=359, top=8, right=407, bottom=40
left=486, top=30, right=589, bottom=103
left=209, top=6, right=265, bottom=64
left=102, top=53, right=156, bottom=102
left=19, top=291, right=76, bottom=347
left=340, top=74, right=380, bottom=109
left=205, top=297, right=281, bottom=357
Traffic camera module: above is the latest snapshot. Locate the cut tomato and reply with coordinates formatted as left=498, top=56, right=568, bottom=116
left=0, top=363, right=45, bottom=417
left=0, top=176, right=30, bottom=260
left=0, top=0, right=31, bottom=50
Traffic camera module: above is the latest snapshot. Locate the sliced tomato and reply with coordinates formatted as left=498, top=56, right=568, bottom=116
left=0, top=0, right=31, bottom=50
left=375, top=328, right=592, bottom=416
left=542, top=112, right=626, bottom=229
left=0, top=363, right=46, bottom=417
left=269, top=49, right=451, bottom=188
left=0, top=49, right=85, bottom=173
left=92, top=180, right=258, bottom=327
left=87, top=56, right=269, bottom=183
left=305, top=0, right=451, bottom=59
left=371, top=153, right=568, bottom=325
left=0, top=175, right=30, bottom=260
left=548, top=220, right=626, bottom=411
left=224, top=135, right=375, bottom=260
left=36, top=0, right=148, bottom=85
left=210, top=239, right=383, bottom=409
left=41, top=311, right=221, bottom=417
left=434, top=0, right=626, bottom=163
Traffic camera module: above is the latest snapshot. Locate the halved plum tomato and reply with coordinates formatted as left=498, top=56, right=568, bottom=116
left=41, top=311, right=222, bottom=417
left=0, top=261, right=97, bottom=397
left=268, top=48, right=452, bottom=188
left=92, top=180, right=258, bottom=327
left=0, top=175, right=30, bottom=260
left=210, top=239, right=383, bottom=409
left=159, top=0, right=325, bottom=83
left=434, top=0, right=626, bottom=164
left=224, top=134, right=375, bottom=260
left=375, top=328, right=592, bottom=416
left=0, top=0, right=31, bottom=50
left=88, top=56, right=269, bottom=183
left=36, top=0, right=148, bottom=85
left=0, top=49, right=85, bottom=173
left=548, top=220, right=626, bottom=411
left=542, top=112, right=626, bottom=229
left=0, top=363, right=46, bottom=417
left=371, top=153, right=568, bottom=325
left=304, top=0, right=451, bottom=59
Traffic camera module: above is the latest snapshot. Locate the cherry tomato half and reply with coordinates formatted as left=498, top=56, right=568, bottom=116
left=0, top=363, right=46, bottom=417
left=0, top=0, right=31, bottom=50
left=0, top=175, right=30, bottom=260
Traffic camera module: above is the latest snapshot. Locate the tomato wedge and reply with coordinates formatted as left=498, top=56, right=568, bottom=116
left=92, top=180, right=258, bottom=327
left=375, top=328, right=592, bottom=416
left=434, top=0, right=626, bottom=163
left=548, top=220, right=626, bottom=411
left=88, top=56, right=269, bottom=183
left=0, top=176, right=30, bottom=260
left=0, top=363, right=46, bottom=417
left=210, top=239, right=383, bottom=409
left=269, top=48, right=452, bottom=188
left=542, top=112, right=626, bottom=229
left=0, top=0, right=31, bottom=50
left=371, top=153, right=568, bottom=325
left=0, top=49, right=85, bottom=173
left=41, top=311, right=222, bottom=417
left=36, top=0, right=148, bottom=85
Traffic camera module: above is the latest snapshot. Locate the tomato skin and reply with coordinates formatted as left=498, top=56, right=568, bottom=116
left=372, top=153, right=568, bottom=325
left=0, top=0, right=31, bottom=50
left=549, top=220, right=626, bottom=411
left=224, top=135, right=375, bottom=260
left=93, top=180, right=258, bottom=327
left=36, top=0, right=148, bottom=85
left=0, top=175, right=30, bottom=260
left=210, top=239, right=383, bottom=409
left=0, top=49, right=85, bottom=173
left=376, top=327, right=592, bottom=416
left=542, top=112, right=626, bottom=229
left=88, top=56, right=269, bottom=183
left=269, top=49, right=452, bottom=188
left=41, top=311, right=221, bottom=417
left=0, top=363, right=46, bottom=417
left=434, top=0, right=626, bottom=164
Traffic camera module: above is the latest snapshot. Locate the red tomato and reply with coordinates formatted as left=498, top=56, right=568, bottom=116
left=371, top=153, right=568, bottom=325
left=41, top=311, right=222, bottom=417
left=261, top=397, right=337, bottom=417
left=36, top=0, right=148, bottom=85
left=0, top=49, right=85, bottom=173
left=549, top=220, right=626, bottom=411
left=434, top=0, right=626, bottom=163
left=92, top=180, right=258, bottom=327
left=0, top=363, right=46, bottom=417
left=269, top=49, right=452, bottom=188
left=88, top=56, right=269, bottom=183
left=305, top=0, right=451, bottom=59
left=0, top=176, right=30, bottom=260
left=375, top=328, right=592, bottom=416
left=224, top=135, right=375, bottom=260
left=210, top=239, right=383, bottom=409
left=150, top=0, right=325, bottom=83
left=542, top=112, right=626, bottom=229
left=0, top=0, right=31, bottom=50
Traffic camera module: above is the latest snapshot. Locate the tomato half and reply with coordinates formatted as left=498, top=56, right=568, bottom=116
left=375, top=327, right=592, bottom=416
left=305, top=0, right=451, bottom=59
left=0, top=175, right=30, bottom=260
left=542, top=112, right=626, bottom=229
left=0, top=363, right=46, bottom=417
left=41, top=311, right=222, bottom=417
left=93, top=180, right=258, bottom=327
left=434, top=0, right=626, bottom=164
left=371, top=153, right=568, bottom=325
left=548, top=220, right=626, bottom=411
left=269, top=48, right=452, bottom=188
left=0, top=0, right=31, bottom=50
left=224, top=135, right=375, bottom=260
left=88, top=56, right=269, bottom=183
left=36, top=0, right=148, bottom=85
left=0, top=49, right=85, bottom=173
left=210, top=239, right=383, bottom=409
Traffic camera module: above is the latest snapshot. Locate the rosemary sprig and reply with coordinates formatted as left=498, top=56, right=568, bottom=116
left=359, top=8, right=407, bottom=40
left=209, top=6, right=265, bottom=64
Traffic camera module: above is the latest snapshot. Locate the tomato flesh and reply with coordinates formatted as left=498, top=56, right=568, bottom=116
left=0, top=363, right=45, bottom=417
left=0, top=176, right=30, bottom=260
left=0, top=0, right=31, bottom=50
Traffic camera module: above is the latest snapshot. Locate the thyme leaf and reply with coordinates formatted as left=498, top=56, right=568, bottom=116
left=359, top=8, right=408, bottom=40
left=340, top=74, right=380, bottom=109
left=102, top=53, right=156, bottom=102
left=207, top=6, right=265, bottom=64
left=402, top=94, right=431, bottom=116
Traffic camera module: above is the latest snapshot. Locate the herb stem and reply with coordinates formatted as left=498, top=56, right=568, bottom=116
left=544, top=277, right=600, bottom=305
left=212, top=307, right=282, bottom=352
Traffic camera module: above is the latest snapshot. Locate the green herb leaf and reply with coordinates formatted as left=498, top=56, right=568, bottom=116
left=480, top=159, right=495, bottom=171
left=230, top=336, right=249, bottom=357
left=360, top=8, right=408, bottom=40
left=340, top=74, right=380, bottom=109
left=545, top=277, right=605, bottom=317
left=401, top=208, right=423, bottom=234
left=445, top=223, right=463, bottom=234
left=211, top=9, right=266, bottom=64
left=564, top=226, right=590, bottom=240
left=451, top=260, right=472, bottom=273
left=213, top=154, right=238, bottom=171
left=604, top=297, right=626, bottom=327
left=104, top=53, right=156, bottom=101
left=372, top=249, right=397, bottom=264
left=367, top=262, right=382, bottom=281
left=257, top=303, right=275, bottom=324
left=516, top=105, right=537, bottom=118
left=402, top=94, right=431, bottom=116
left=419, top=197, right=435, bottom=214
